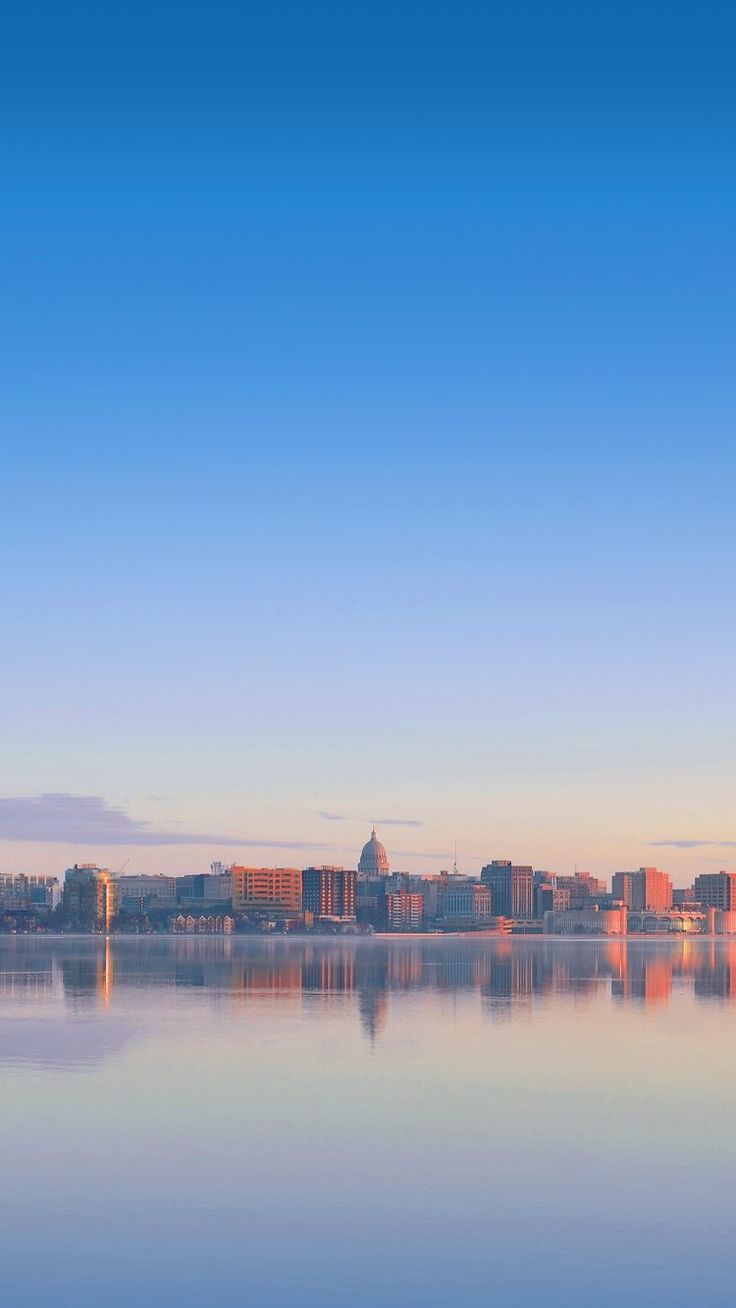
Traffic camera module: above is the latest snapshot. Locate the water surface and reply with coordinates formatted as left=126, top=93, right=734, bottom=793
left=1, top=935, right=734, bottom=1306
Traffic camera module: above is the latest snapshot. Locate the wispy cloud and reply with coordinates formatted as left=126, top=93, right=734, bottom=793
left=650, top=839, right=736, bottom=849
left=317, top=811, right=422, bottom=828
left=0, top=794, right=338, bottom=850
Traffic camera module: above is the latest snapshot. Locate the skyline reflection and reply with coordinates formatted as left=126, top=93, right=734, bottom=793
left=3, top=936, right=736, bottom=1052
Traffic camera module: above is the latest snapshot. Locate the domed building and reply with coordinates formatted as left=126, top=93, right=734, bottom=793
left=358, top=828, right=390, bottom=876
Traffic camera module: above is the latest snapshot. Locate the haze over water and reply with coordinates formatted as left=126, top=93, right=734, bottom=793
left=2, top=936, right=735, bottom=1306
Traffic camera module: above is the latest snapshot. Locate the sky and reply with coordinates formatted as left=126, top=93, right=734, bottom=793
left=1, top=0, right=735, bottom=885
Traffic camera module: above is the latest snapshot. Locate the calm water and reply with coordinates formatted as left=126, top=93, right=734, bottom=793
left=2, top=934, right=736, bottom=1306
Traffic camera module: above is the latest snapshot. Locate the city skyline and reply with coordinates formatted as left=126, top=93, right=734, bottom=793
left=1, top=802, right=736, bottom=888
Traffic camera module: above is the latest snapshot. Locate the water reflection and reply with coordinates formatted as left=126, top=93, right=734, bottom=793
left=3, top=936, right=736, bottom=1045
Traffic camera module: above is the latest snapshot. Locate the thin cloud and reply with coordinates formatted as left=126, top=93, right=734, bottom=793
left=650, top=839, right=736, bottom=849
left=0, top=794, right=338, bottom=850
left=317, top=811, right=423, bottom=828
left=373, top=817, right=423, bottom=828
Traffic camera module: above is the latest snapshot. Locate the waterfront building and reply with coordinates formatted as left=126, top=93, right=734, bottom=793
left=230, top=867, right=302, bottom=917
left=386, top=891, right=423, bottom=931
left=611, top=867, right=672, bottom=911
left=170, top=914, right=234, bottom=934
left=708, top=909, right=736, bottom=934
left=358, top=828, right=390, bottom=876
left=115, top=875, right=177, bottom=913
left=63, top=865, right=117, bottom=929
left=481, top=861, right=534, bottom=918
left=693, top=872, right=736, bottom=911
left=627, top=909, right=704, bottom=934
left=544, top=904, right=628, bottom=935
left=0, top=874, right=60, bottom=912
left=302, top=867, right=356, bottom=921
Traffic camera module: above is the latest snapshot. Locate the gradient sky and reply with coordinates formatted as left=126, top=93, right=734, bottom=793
left=2, top=1, right=735, bottom=884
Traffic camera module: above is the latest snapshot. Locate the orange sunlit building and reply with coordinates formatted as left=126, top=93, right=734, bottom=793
left=230, top=866, right=302, bottom=916
left=611, top=867, right=672, bottom=911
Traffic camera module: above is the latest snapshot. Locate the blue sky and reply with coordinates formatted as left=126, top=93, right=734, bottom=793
left=1, top=1, right=735, bottom=882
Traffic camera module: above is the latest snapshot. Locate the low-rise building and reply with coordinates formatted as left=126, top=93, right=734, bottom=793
left=176, top=873, right=233, bottom=910
left=115, top=875, right=177, bottom=913
left=545, top=904, right=627, bottom=935
left=628, top=909, right=704, bottom=934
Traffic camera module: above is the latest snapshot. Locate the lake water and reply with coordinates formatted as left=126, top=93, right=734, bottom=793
left=1, top=934, right=735, bottom=1306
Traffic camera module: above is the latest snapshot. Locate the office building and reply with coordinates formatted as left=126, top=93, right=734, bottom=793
left=0, top=874, right=60, bottom=912
left=176, top=872, right=233, bottom=910
left=442, top=881, right=492, bottom=924
left=481, top=861, right=534, bottom=918
left=63, top=865, right=117, bottom=929
left=693, top=872, right=736, bottom=911
left=115, top=875, right=177, bottom=913
left=302, top=867, right=356, bottom=920
left=611, top=868, right=672, bottom=911
left=231, top=867, right=302, bottom=916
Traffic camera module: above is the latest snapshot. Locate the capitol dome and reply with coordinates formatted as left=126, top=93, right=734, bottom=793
left=358, top=828, right=389, bottom=876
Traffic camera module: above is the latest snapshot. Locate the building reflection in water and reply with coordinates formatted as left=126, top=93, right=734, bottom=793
left=4, top=937, right=736, bottom=1038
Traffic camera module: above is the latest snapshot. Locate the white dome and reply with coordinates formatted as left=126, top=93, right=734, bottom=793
left=358, top=828, right=389, bottom=875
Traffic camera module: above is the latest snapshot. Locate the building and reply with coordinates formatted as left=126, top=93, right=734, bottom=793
left=0, top=874, right=60, bottom=912
left=693, top=872, right=736, bottom=911
left=481, top=861, right=534, bottom=918
left=535, top=883, right=571, bottom=917
left=611, top=868, right=672, bottom=911
left=170, top=914, right=234, bottom=934
left=358, top=828, right=390, bottom=876
left=63, top=865, right=117, bottom=930
left=386, top=892, right=423, bottom=931
left=231, top=867, right=302, bottom=917
left=115, top=875, right=177, bottom=913
left=442, top=881, right=492, bottom=925
left=176, top=873, right=233, bottom=910
left=628, top=909, right=704, bottom=934
left=554, top=872, right=607, bottom=906
left=545, top=905, right=627, bottom=935
left=302, top=867, right=356, bottom=921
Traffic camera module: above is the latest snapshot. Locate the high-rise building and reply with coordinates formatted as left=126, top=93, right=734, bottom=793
left=611, top=868, right=672, bottom=911
left=693, top=872, right=736, bottom=911
left=358, top=829, right=390, bottom=876
left=480, top=861, right=534, bottom=918
left=63, top=865, right=117, bottom=929
left=302, top=867, right=356, bottom=920
left=231, top=867, right=302, bottom=916
left=386, top=891, right=423, bottom=931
